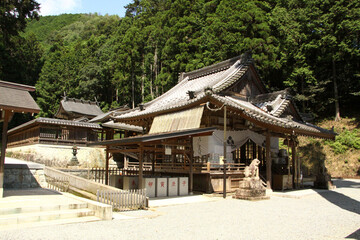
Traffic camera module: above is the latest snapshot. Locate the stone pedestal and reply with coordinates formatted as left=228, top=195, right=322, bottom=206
left=233, top=178, right=270, bottom=201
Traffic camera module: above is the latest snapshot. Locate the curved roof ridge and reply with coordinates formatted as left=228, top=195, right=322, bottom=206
left=212, top=61, right=250, bottom=93
left=182, top=55, right=243, bottom=80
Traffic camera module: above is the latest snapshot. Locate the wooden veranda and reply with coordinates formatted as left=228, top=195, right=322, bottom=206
left=94, top=127, right=217, bottom=193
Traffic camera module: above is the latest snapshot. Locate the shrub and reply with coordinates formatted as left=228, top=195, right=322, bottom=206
left=325, top=129, right=360, bottom=154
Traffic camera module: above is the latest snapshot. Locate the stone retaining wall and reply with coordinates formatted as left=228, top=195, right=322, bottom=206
left=6, top=144, right=112, bottom=168
left=4, top=163, right=47, bottom=189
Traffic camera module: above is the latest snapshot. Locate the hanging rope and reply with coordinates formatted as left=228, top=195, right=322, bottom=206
left=206, top=102, right=225, bottom=112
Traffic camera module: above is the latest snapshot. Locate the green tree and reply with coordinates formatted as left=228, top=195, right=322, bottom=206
left=313, top=0, right=360, bottom=121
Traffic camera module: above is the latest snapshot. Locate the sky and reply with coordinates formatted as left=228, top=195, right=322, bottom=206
left=37, top=0, right=133, bottom=17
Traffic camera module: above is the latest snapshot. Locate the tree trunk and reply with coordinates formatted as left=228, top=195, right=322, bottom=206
left=116, top=88, right=119, bottom=103
left=301, top=77, right=305, bottom=112
left=332, top=58, right=341, bottom=121
left=154, top=47, right=158, bottom=98
left=141, top=55, right=145, bottom=103
left=131, top=61, right=135, bottom=109
left=150, top=64, right=154, bottom=99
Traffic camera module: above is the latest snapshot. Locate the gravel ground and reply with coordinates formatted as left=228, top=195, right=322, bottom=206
left=1, top=179, right=359, bottom=240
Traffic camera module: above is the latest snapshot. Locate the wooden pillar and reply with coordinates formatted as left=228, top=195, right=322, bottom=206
left=151, top=152, right=155, bottom=176
left=189, top=137, right=193, bottom=194
left=124, top=155, right=128, bottom=169
left=138, top=144, right=144, bottom=189
left=223, top=105, right=227, bottom=198
left=0, top=110, right=11, bottom=198
left=291, top=138, right=297, bottom=189
left=266, top=130, right=272, bottom=189
left=105, top=146, right=110, bottom=185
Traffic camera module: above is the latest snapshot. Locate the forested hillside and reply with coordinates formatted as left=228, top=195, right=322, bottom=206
left=10, top=0, right=358, bottom=120
left=1, top=0, right=359, bottom=177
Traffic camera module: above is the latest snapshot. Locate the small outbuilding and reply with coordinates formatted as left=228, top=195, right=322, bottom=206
left=0, top=80, right=40, bottom=197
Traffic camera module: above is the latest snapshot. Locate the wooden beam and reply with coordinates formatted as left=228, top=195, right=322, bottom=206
left=108, top=148, right=140, bottom=153
left=266, top=130, right=272, bottom=189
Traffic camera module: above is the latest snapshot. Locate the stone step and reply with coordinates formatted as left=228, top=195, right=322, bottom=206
left=0, top=203, right=88, bottom=216
left=0, top=208, right=95, bottom=227
left=0, top=215, right=101, bottom=230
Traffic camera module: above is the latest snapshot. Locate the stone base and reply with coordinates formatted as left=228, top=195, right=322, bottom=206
left=233, top=188, right=267, bottom=197
left=233, top=178, right=269, bottom=201
left=233, top=194, right=270, bottom=201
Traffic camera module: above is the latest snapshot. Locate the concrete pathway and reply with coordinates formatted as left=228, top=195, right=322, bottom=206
left=1, top=178, right=359, bottom=240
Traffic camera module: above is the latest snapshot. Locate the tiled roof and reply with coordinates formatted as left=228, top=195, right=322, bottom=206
left=252, top=90, right=292, bottom=118
left=112, top=54, right=252, bottom=120
left=8, top=117, right=102, bottom=133
left=101, top=121, right=143, bottom=132
left=0, top=81, right=40, bottom=113
left=213, top=95, right=334, bottom=136
left=89, top=105, right=130, bottom=123
left=55, top=97, right=104, bottom=119
left=110, top=55, right=335, bottom=139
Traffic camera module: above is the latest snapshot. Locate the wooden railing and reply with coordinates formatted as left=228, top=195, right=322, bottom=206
left=90, top=167, right=153, bottom=184
left=46, top=175, right=70, bottom=192
left=97, top=189, right=147, bottom=211
left=91, top=162, right=246, bottom=184
left=127, top=162, right=245, bottom=173
left=91, top=167, right=123, bottom=184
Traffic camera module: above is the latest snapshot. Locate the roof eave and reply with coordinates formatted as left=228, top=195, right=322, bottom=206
left=0, top=105, right=40, bottom=114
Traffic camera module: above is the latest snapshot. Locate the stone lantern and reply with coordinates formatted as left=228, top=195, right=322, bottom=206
left=69, top=145, right=79, bottom=166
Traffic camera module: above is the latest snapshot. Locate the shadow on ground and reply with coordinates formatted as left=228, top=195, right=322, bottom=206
left=346, top=228, right=360, bottom=239
left=315, top=179, right=360, bottom=215
left=332, top=179, right=360, bottom=188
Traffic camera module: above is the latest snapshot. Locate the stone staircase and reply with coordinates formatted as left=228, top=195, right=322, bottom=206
left=0, top=189, right=104, bottom=230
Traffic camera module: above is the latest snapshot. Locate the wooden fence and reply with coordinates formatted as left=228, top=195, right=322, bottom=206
left=97, top=189, right=147, bottom=211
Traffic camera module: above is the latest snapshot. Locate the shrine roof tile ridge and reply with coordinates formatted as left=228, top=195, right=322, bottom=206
left=59, top=97, right=104, bottom=117
left=181, top=55, right=245, bottom=81
left=111, top=56, right=252, bottom=120
left=250, top=89, right=291, bottom=104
